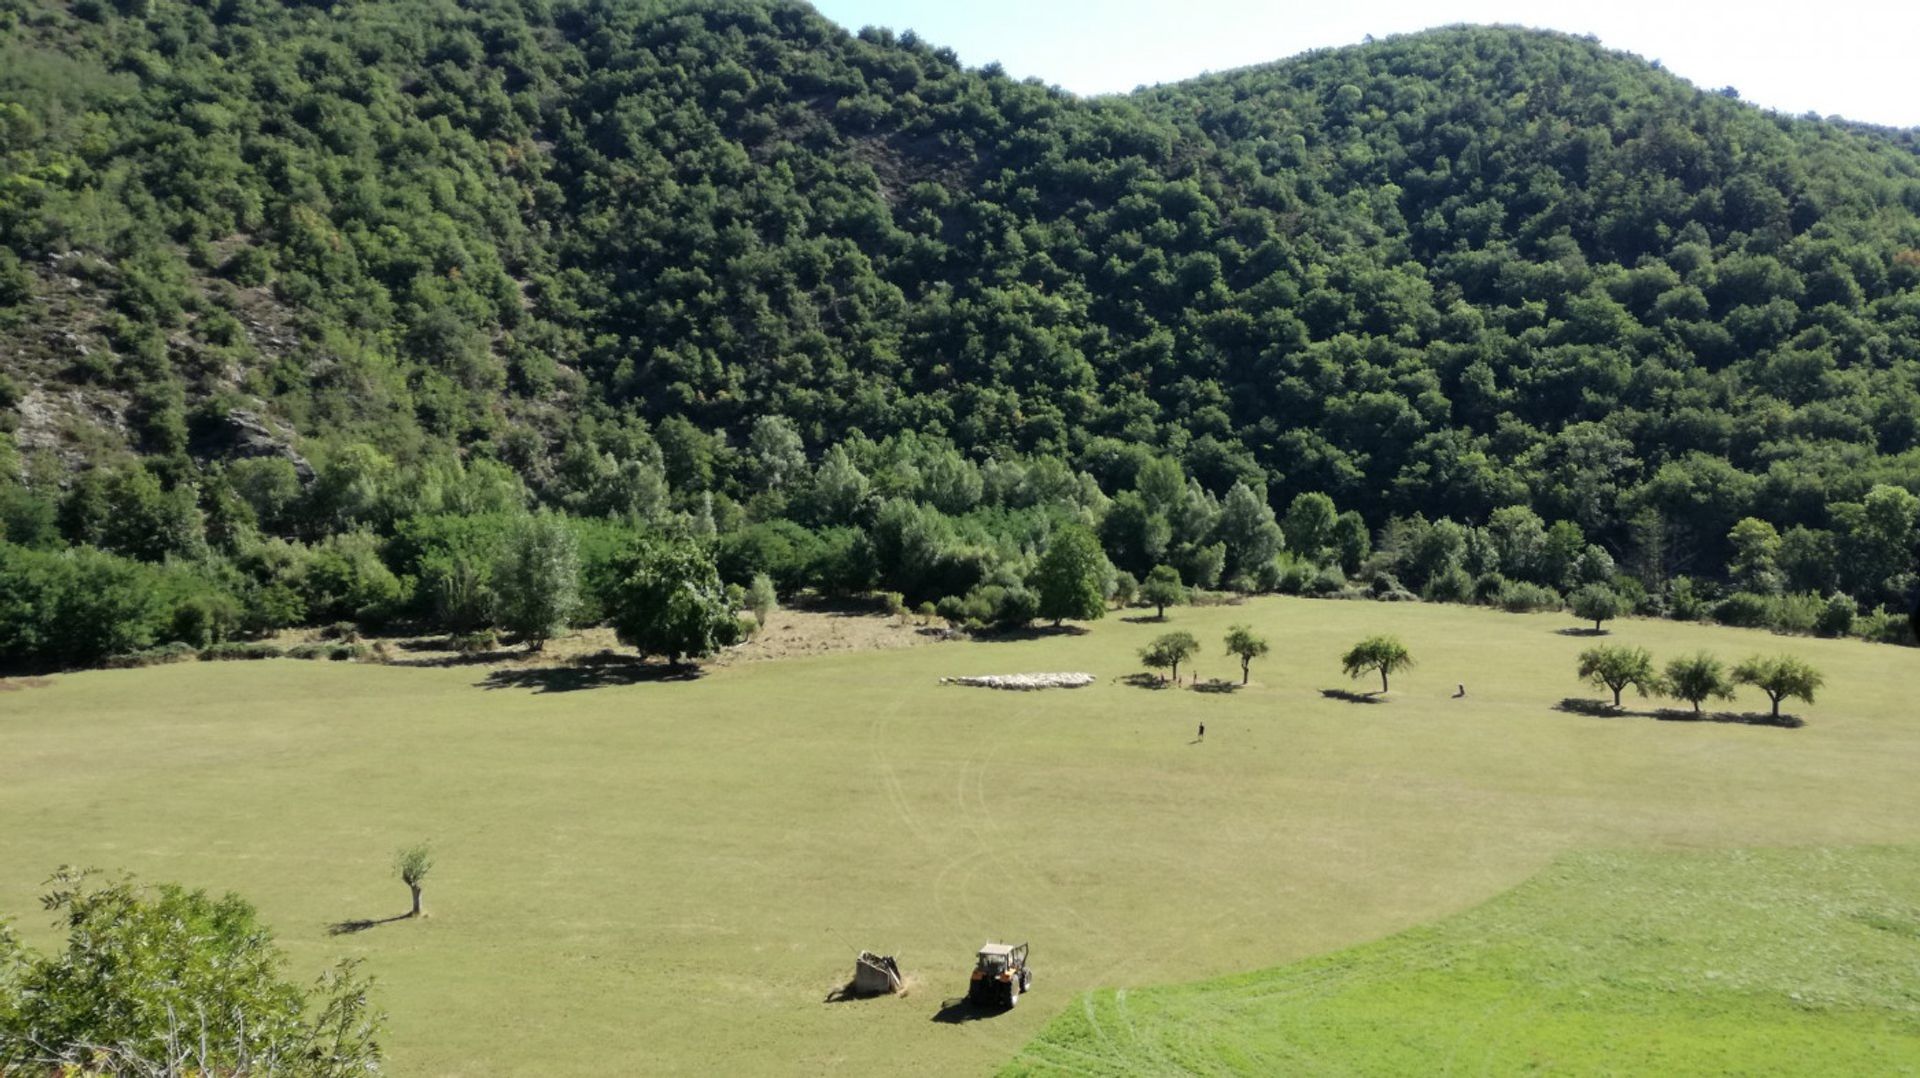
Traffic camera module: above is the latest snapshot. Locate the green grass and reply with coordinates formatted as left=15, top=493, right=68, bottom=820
left=1008, top=847, right=1920, bottom=1074
left=5, top=597, right=1920, bottom=1074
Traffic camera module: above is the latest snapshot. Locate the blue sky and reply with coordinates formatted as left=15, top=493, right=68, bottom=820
left=809, top=0, right=1920, bottom=129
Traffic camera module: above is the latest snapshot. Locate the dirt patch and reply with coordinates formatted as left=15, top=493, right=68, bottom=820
left=0, top=677, right=54, bottom=692
left=357, top=606, right=946, bottom=675
left=715, top=607, right=941, bottom=665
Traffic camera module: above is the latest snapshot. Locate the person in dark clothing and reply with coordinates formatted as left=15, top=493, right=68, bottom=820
left=1197, top=722, right=1205, bottom=740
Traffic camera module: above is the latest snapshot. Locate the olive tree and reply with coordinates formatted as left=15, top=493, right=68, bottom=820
left=1577, top=644, right=1658, bottom=708
left=1732, top=654, right=1825, bottom=720
left=1340, top=635, right=1413, bottom=693
left=1223, top=625, right=1270, bottom=685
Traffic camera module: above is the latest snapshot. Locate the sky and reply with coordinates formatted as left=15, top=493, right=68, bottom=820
left=808, top=0, right=1920, bottom=129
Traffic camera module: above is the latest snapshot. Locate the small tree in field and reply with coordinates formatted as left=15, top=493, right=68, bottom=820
left=1224, top=625, right=1269, bottom=685
left=493, top=510, right=581, bottom=651
left=396, top=843, right=433, bottom=918
left=1140, top=565, right=1187, bottom=619
left=1663, top=652, right=1735, bottom=713
left=1577, top=645, right=1658, bottom=708
left=1569, top=583, right=1623, bottom=633
left=608, top=539, right=742, bottom=666
left=747, top=572, right=777, bottom=628
left=1111, top=570, right=1138, bottom=610
left=1341, top=635, right=1413, bottom=693
left=1732, top=654, right=1824, bottom=720
left=1140, top=630, right=1199, bottom=684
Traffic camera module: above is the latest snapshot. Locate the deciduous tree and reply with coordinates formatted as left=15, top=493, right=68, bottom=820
left=1140, top=631, right=1200, bottom=684
left=1341, top=635, right=1414, bottom=693
left=1577, top=644, right=1658, bottom=708
left=1664, top=652, right=1735, bottom=713
left=1224, top=625, right=1269, bottom=685
left=1732, top=654, right=1824, bottom=720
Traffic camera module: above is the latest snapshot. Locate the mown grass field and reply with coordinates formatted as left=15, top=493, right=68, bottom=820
left=1009, top=847, right=1920, bottom=1074
left=4, top=597, right=1920, bottom=1074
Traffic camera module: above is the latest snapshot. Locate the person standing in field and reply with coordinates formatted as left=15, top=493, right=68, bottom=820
left=1197, top=721, right=1205, bottom=741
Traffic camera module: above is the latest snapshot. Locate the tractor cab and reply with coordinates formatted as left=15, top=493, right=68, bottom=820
left=968, top=941, right=1031, bottom=1008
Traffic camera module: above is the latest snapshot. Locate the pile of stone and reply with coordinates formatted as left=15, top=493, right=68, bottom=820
left=940, top=672, right=1096, bottom=691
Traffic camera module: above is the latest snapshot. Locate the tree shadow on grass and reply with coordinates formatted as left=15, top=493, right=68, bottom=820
left=327, top=912, right=411, bottom=936
left=972, top=624, right=1091, bottom=642
left=1552, top=697, right=1803, bottom=729
left=389, top=648, right=522, bottom=668
left=1554, top=627, right=1609, bottom=637
left=1119, top=614, right=1168, bottom=624
left=930, top=997, right=1003, bottom=1023
left=1320, top=688, right=1384, bottom=704
left=479, top=653, right=705, bottom=694
left=1192, top=679, right=1240, bottom=694
left=1119, top=673, right=1171, bottom=690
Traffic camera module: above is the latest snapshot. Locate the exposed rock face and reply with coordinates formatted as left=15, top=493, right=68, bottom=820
left=940, top=673, right=1096, bottom=690
left=189, top=408, right=314, bottom=482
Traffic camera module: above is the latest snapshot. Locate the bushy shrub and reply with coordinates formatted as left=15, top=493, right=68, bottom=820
left=1368, top=571, right=1418, bottom=602
left=1815, top=593, right=1856, bottom=638
left=1711, top=591, right=1771, bottom=628
left=1767, top=592, right=1825, bottom=635
left=200, top=641, right=284, bottom=661
left=1498, top=580, right=1560, bottom=613
left=103, top=641, right=201, bottom=668
left=451, top=629, right=499, bottom=654
left=1304, top=565, right=1347, bottom=596
left=1667, top=577, right=1711, bottom=621
left=1855, top=606, right=1916, bottom=645
left=1470, top=572, right=1509, bottom=605
left=935, top=582, right=1038, bottom=631
left=1421, top=566, right=1472, bottom=604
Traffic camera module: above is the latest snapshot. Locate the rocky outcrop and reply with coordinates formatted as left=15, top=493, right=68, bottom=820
left=188, top=408, right=314, bottom=482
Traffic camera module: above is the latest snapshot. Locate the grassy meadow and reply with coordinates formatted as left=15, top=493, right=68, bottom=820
left=1009, top=847, right=1920, bottom=1074
left=4, top=597, right=1920, bottom=1074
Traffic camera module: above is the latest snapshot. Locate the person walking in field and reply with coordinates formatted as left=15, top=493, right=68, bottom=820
left=1197, top=721, right=1205, bottom=741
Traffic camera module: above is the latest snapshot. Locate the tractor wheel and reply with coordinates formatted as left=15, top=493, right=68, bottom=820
left=1020, top=969, right=1032, bottom=992
left=1007, top=983, right=1019, bottom=1007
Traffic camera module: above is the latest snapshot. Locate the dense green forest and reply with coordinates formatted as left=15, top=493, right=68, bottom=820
left=3, top=0, right=1919, bottom=668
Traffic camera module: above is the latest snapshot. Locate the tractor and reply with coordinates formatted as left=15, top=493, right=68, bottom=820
left=967, top=941, right=1031, bottom=1008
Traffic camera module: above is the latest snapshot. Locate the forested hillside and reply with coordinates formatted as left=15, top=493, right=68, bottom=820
left=3, top=0, right=1919, bottom=668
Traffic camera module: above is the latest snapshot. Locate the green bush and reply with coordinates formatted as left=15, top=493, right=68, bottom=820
left=200, top=641, right=284, bottom=661
left=1498, top=581, right=1561, bottom=613
left=1815, top=593, right=1856, bottom=637
left=1421, top=566, right=1473, bottom=604
left=1712, top=592, right=1772, bottom=628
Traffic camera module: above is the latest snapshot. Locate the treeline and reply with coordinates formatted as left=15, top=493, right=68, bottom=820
left=3, top=421, right=1913, bottom=671
left=6, top=3, right=1920, bottom=620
